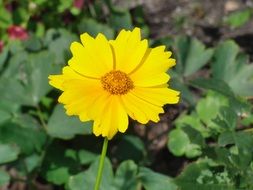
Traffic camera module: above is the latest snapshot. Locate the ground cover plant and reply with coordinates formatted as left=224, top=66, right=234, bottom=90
left=0, top=0, right=253, bottom=190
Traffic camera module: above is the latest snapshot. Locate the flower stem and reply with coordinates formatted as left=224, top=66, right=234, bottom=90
left=94, top=138, right=109, bottom=190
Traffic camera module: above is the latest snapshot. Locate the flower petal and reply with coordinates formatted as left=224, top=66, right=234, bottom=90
left=130, top=45, right=175, bottom=87
left=110, top=28, right=148, bottom=73
left=131, top=87, right=180, bottom=107
left=133, top=73, right=170, bottom=87
left=57, top=78, right=102, bottom=122
left=92, top=96, right=129, bottom=139
left=69, top=33, right=113, bottom=78
left=121, top=92, right=164, bottom=124
left=48, top=66, right=94, bottom=91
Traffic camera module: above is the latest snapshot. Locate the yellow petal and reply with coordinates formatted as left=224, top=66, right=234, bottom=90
left=57, top=79, right=102, bottom=122
left=121, top=92, right=164, bottom=124
left=69, top=33, right=113, bottom=78
left=110, top=28, right=148, bottom=73
left=133, top=73, right=170, bottom=87
left=58, top=79, right=101, bottom=104
left=48, top=75, right=65, bottom=90
left=130, top=45, right=175, bottom=86
left=131, top=87, right=180, bottom=107
left=91, top=96, right=129, bottom=139
left=48, top=66, right=96, bottom=91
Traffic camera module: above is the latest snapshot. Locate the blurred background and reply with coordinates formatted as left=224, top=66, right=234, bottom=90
left=0, top=0, right=253, bottom=190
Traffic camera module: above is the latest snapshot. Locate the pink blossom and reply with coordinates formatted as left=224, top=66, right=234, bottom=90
left=0, top=41, right=4, bottom=53
left=73, top=0, right=84, bottom=9
left=7, top=25, right=29, bottom=40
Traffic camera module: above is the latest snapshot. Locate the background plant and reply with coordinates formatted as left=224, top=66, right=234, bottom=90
left=0, top=0, right=253, bottom=190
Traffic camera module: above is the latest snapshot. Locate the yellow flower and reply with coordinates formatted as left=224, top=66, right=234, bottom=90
left=49, top=28, right=180, bottom=139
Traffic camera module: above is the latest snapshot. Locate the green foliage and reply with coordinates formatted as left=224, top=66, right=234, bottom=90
left=0, top=6, right=12, bottom=28
left=114, top=135, right=146, bottom=163
left=42, top=144, right=81, bottom=185
left=113, top=160, right=139, bottom=190
left=174, top=36, right=214, bottom=77
left=68, top=157, right=114, bottom=190
left=68, top=158, right=177, bottom=190
left=47, top=105, right=92, bottom=139
left=0, top=0, right=252, bottom=189
left=138, top=167, right=178, bottom=190
left=224, top=9, right=252, bottom=28
left=0, top=170, right=10, bottom=187
left=0, top=143, right=20, bottom=164
left=158, top=36, right=214, bottom=105
left=78, top=18, right=115, bottom=39
left=212, top=40, right=253, bottom=97
left=175, top=161, right=238, bottom=190
left=168, top=128, right=203, bottom=158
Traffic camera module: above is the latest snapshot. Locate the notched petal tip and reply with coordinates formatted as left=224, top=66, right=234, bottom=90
left=48, top=75, right=64, bottom=90
left=95, top=33, right=108, bottom=40
left=132, top=27, right=141, bottom=33
left=168, top=58, right=176, bottom=67
left=80, top=32, right=95, bottom=45
left=70, top=41, right=84, bottom=54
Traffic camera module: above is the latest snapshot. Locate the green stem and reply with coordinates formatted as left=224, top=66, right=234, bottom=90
left=36, top=106, right=47, bottom=131
left=94, top=138, right=109, bottom=190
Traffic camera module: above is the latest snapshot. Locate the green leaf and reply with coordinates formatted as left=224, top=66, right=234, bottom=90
left=0, top=47, right=8, bottom=71
left=241, top=114, right=253, bottom=126
left=183, top=127, right=204, bottom=158
left=46, top=168, right=70, bottom=185
left=0, top=98, right=19, bottom=120
left=57, top=0, right=73, bottom=13
left=225, top=9, right=252, bottom=28
left=8, top=40, right=24, bottom=54
left=25, top=51, right=56, bottom=105
left=108, top=11, right=133, bottom=31
left=183, top=39, right=213, bottom=76
left=217, top=131, right=253, bottom=169
left=168, top=127, right=203, bottom=158
left=175, top=161, right=237, bottom=190
left=0, top=108, right=12, bottom=124
left=218, top=107, right=237, bottom=129
left=23, top=35, right=42, bottom=51
left=185, top=144, right=202, bottom=158
left=78, top=18, right=115, bottom=39
left=196, top=93, right=228, bottom=125
left=170, top=75, right=196, bottom=105
left=0, top=122, right=46, bottom=155
left=175, top=113, right=208, bottom=137
left=47, top=105, right=92, bottom=139
left=0, top=50, right=57, bottom=106
left=234, top=132, right=253, bottom=168
left=68, top=157, right=114, bottom=190
left=42, top=143, right=80, bottom=185
left=45, top=29, right=77, bottom=64
left=190, top=78, right=235, bottom=98
left=0, top=143, right=20, bottom=164
left=139, top=167, right=177, bottom=190
left=174, top=36, right=213, bottom=76
left=113, top=160, right=139, bottom=190
left=0, top=6, right=12, bottom=28
left=168, top=128, right=190, bottom=156
left=104, top=0, right=127, bottom=14
left=218, top=131, right=234, bottom=147
left=78, top=150, right=97, bottom=165
left=212, top=40, right=253, bottom=96
left=0, top=170, right=10, bottom=187
left=24, top=154, right=41, bottom=173
left=212, top=40, right=239, bottom=80
left=114, top=135, right=146, bottom=162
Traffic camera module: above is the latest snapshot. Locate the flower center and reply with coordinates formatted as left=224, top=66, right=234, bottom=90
left=101, top=70, right=134, bottom=95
